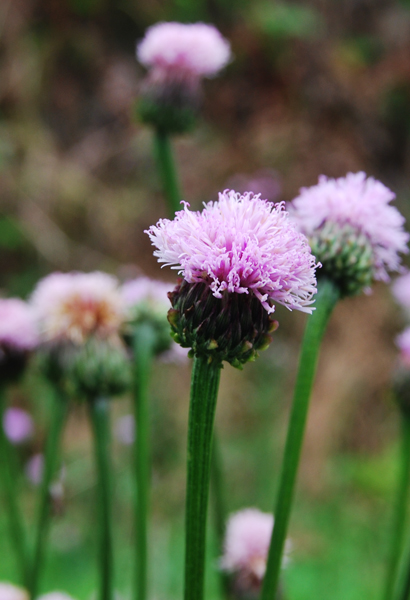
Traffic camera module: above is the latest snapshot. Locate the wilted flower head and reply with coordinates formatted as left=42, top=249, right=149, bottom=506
left=146, top=190, right=317, bottom=366
left=221, top=509, right=289, bottom=597
left=0, top=583, right=28, bottom=600
left=0, top=299, right=38, bottom=351
left=3, top=408, right=33, bottom=444
left=392, top=272, right=410, bottom=312
left=31, top=272, right=124, bottom=346
left=290, top=172, right=409, bottom=296
left=137, top=22, right=231, bottom=77
left=136, top=22, right=231, bottom=133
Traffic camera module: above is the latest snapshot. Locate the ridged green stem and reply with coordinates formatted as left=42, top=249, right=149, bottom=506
left=211, top=433, right=230, bottom=598
left=90, top=397, right=113, bottom=600
left=29, top=390, right=67, bottom=599
left=384, top=414, right=410, bottom=600
left=184, top=355, right=222, bottom=600
left=154, top=129, right=181, bottom=216
left=261, top=278, right=340, bottom=600
left=0, top=386, right=29, bottom=586
left=132, top=323, right=157, bottom=600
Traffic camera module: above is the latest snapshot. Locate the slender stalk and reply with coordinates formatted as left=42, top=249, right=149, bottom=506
left=260, top=278, right=340, bottom=600
left=132, top=323, right=157, bottom=600
left=396, top=536, right=410, bottom=600
left=211, top=432, right=230, bottom=598
left=184, top=355, right=222, bottom=600
left=89, top=397, right=113, bottom=600
left=153, top=129, right=181, bottom=216
left=384, top=414, right=410, bottom=600
left=0, top=386, right=29, bottom=585
left=29, top=389, right=67, bottom=599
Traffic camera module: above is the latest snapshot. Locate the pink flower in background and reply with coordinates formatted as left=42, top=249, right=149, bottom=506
left=31, top=272, right=125, bottom=346
left=0, top=299, right=38, bottom=351
left=290, top=172, right=409, bottom=283
left=122, top=276, right=172, bottom=312
left=396, top=328, right=410, bottom=367
left=25, top=453, right=44, bottom=485
left=221, top=508, right=290, bottom=594
left=226, top=169, right=281, bottom=203
left=137, top=22, right=231, bottom=78
left=392, top=272, right=410, bottom=311
left=0, top=583, right=28, bottom=600
left=114, top=414, right=135, bottom=446
left=3, top=408, right=33, bottom=444
left=146, top=190, right=318, bottom=315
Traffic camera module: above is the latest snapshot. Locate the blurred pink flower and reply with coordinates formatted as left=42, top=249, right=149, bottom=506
left=0, top=299, right=38, bottom=351
left=121, top=276, right=171, bottom=313
left=146, top=190, right=318, bottom=315
left=392, top=272, right=410, bottom=311
left=226, top=169, right=281, bottom=203
left=290, top=172, right=409, bottom=284
left=137, top=22, right=231, bottom=78
left=221, top=508, right=290, bottom=595
left=25, top=453, right=44, bottom=485
left=397, top=327, right=410, bottom=367
left=31, top=272, right=125, bottom=346
left=0, top=583, right=28, bottom=600
left=3, top=408, right=33, bottom=444
left=114, top=414, right=135, bottom=446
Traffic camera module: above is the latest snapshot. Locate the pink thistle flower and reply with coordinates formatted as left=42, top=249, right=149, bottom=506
left=0, top=299, right=38, bottom=351
left=221, top=509, right=290, bottom=595
left=146, top=190, right=318, bottom=315
left=137, top=22, right=231, bottom=78
left=0, top=583, right=28, bottom=600
left=392, top=272, right=410, bottom=312
left=3, top=408, right=34, bottom=444
left=396, top=327, right=410, bottom=367
left=290, top=172, right=409, bottom=288
left=31, top=272, right=125, bottom=346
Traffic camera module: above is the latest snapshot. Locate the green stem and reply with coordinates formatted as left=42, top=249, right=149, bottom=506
left=90, top=397, right=113, bottom=600
left=384, top=414, right=410, bottom=600
left=132, top=324, right=157, bottom=600
left=260, top=278, right=340, bottom=600
left=154, top=129, right=181, bottom=216
left=0, top=387, right=29, bottom=586
left=211, top=432, right=230, bottom=598
left=30, top=389, right=67, bottom=599
left=396, top=538, right=410, bottom=600
left=184, top=355, right=222, bottom=600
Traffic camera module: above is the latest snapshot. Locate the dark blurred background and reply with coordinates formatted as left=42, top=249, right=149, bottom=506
left=2, top=1, right=410, bottom=598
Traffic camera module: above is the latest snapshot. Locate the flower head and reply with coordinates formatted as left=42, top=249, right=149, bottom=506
left=31, top=272, right=124, bottom=346
left=392, top=272, right=410, bottom=312
left=147, top=190, right=317, bottom=366
left=221, top=509, right=290, bottom=596
left=147, top=190, right=317, bottom=315
left=137, top=22, right=231, bottom=77
left=25, top=453, right=44, bottom=486
left=3, top=408, right=34, bottom=444
left=290, top=172, right=409, bottom=295
left=0, top=299, right=38, bottom=351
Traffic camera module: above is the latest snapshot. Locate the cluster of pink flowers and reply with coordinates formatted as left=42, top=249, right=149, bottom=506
left=137, top=22, right=231, bottom=78
left=0, top=299, right=38, bottom=352
left=146, top=190, right=319, bottom=315
left=290, top=172, right=409, bottom=284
